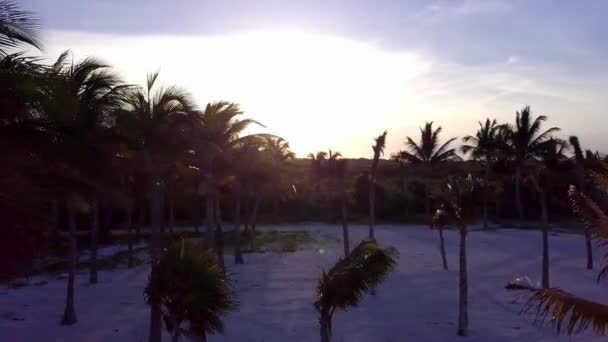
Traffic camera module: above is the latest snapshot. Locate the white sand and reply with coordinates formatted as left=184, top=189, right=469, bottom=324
left=1, top=224, right=606, bottom=342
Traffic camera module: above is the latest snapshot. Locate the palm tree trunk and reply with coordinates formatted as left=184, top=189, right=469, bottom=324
left=368, top=175, right=376, bottom=240
left=127, top=202, right=134, bottom=268
left=205, top=192, right=215, bottom=249
left=192, top=195, right=200, bottom=233
left=148, top=181, right=163, bottom=342
left=194, top=332, right=207, bottom=342
left=439, top=228, right=448, bottom=271
left=89, top=199, right=99, bottom=284
left=234, top=182, right=244, bottom=264
left=214, top=195, right=225, bottom=270
left=103, top=204, right=113, bottom=241
left=136, top=204, right=144, bottom=240
left=483, top=163, right=490, bottom=230
left=51, top=198, right=59, bottom=247
left=540, top=189, right=550, bottom=288
left=248, top=195, right=260, bottom=251
left=457, top=227, right=468, bottom=336
left=585, top=232, right=593, bottom=270
left=61, top=205, right=78, bottom=325
left=171, top=331, right=180, bottom=342
left=168, top=196, right=175, bottom=234
left=272, top=198, right=279, bottom=224
left=515, top=165, right=524, bottom=221
left=320, top=312, right=332, bottom=342
left=341, top=195, right=350, bottom=257
left=425, top=179, right=431, bottom=221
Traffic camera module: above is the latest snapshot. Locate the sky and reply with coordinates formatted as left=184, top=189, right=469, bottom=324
left=20, top=0, right=608, bottom=158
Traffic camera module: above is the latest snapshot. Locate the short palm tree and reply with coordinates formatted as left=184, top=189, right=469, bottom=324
left=396, top=122, right=458, bottom=218
left=461, top=118, right=505, bottom=229
left=507, top=171, right=608, bottom=337
left=0, top=1, right=42, bottom=55
left=502, top=106, right=559, bottom=221
left=433, top=175, right=476, bottom=336
left=570, top=136, right=595, bottom=269
left=145, top=239, right=237, bottom=342
left=369, top=131, right=387, bottom=240
left=314, top=240, right=398, bottom=342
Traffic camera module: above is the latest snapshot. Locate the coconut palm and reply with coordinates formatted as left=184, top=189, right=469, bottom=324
left=570, top=136, right=595, bottom=270
left=506, top=174, right=608, bottom=337
left=0, top=1, right=41, bottom=55
left=369, top=131, right=387, bottom=240
left=461, top=118, right=505, bottom=229
left=530, top=138, right=569, bottom=288
left=314, top=240, right=398, bottom=342
left=396, top=122, right=459, bottom=218
left=433, top=174, right=476, bottom=336
left=502, top=106, right=559, bottom=221
left=263, top=136, right=296, bottom=223
left=335, top=159, right=350, bottom=256
left=37, top=51, right=128, bottom=323
left=145, top=239, right=237, bottom=342
left=115, top=71, right=196, bottom=342
left=189, top=101, right=263, bottom=268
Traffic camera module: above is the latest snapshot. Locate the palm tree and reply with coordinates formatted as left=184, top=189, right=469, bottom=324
left=433, top=175, right=476, bottom=336
left=396, top=122, right=458, bottom=218
left=506, top=177, right=608, bottom=337
left=314, top=240, right=398, bottom=342
left=37, top=51, right=127, bottom=323
left=461, top=118, right=505, bottom=229
left=0, top=1, right=42, bottom=55
left=369, top=131, right=387, bottom=240
left=116, top=71, right=196, bottom=342
left=190, top=101, right=263, bottom=268
left=145, top=239, right=237, bottom=342
left=263, top=136, right=296, bottom=223
left=502, top=106, right=559, bottom=222
left=335, top=159, right=350, bottom=257
left=570, top=136, right=594, bottom=270
left=530, top=138, right=568, bottom=288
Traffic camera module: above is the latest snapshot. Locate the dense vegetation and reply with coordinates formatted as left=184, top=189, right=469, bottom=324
left=3, top=1, right=608, bottom=341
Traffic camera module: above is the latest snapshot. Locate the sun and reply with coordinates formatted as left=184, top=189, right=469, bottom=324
left=47, top=30, right=430, bottom=157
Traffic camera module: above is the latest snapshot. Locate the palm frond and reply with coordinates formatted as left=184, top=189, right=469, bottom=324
left=314, top=241, right=398, bottom=315
left=0, top=1, right=42, bottom=53
left=506, top=282, right=608, bottom=335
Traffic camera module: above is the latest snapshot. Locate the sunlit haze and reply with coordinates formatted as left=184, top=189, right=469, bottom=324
left=24, top=0, right=608, bottom=157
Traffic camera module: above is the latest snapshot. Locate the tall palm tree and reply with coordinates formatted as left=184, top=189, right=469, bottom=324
left=314, top=240, right=398, bottom=342
left=433, top=175, right=476, bottom=336
left=369, top=131, right=387, bottom=240
left=115, top=71, right=196, bottom=342
left=507, top=176, right=608, bottom=337
left=531, top=138, right=568, bottom=288
left=461, top=118, right=505, bottom=229
left=263, top=136, right=296, bottom=223
left=502, top=106, right=559, bottom=221
left=396, top=122, right=458, bottom=218
left=0, top=1, right=42, bottom=55
left=570, top=136, right=594, bottom=270
left=145, top=239, right=237, bottom=342
left=37, top=51, right=127, bottom=323
left=188, top=101, right=263, bottom=267
left=335, top=159, right=350, bottom=257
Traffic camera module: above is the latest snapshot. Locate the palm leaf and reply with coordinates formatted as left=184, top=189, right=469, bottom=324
left=506, top=282, right=608, bottom=335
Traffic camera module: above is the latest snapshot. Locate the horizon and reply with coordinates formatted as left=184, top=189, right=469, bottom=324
left=20, top=0, right=608, bottom=157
